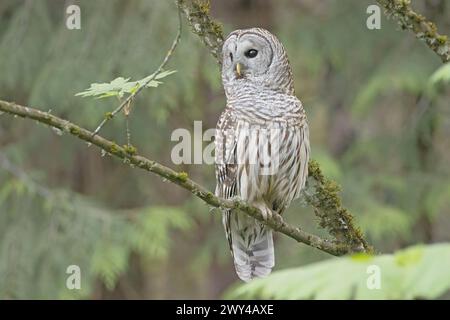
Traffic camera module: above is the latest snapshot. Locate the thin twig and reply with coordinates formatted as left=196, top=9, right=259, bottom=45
left=91, top=7, right=183, bottom=137
left=125, top=115, right=131, bottom=147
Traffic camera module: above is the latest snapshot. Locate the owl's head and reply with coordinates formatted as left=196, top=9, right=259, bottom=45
left=221, top=28, right=294, bottom=95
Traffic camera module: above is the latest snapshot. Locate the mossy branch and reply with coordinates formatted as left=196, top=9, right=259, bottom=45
left=376, top=0, right=449, bottom=63
left=178, top=0, right=224, bottom=64
left=177, top=0, right=372, bottom=253
left=0, top=0, right=375, bottom=257
left=1, top=99, right=349, bottom=256
left=307, top=161, right=372, bottom=252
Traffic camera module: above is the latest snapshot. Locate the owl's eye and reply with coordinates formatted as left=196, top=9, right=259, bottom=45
left=245, top=49, right=258, bottom=58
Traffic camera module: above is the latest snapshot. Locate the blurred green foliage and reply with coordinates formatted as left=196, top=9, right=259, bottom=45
left=0, top=0, right=449, bottom=299
left=229, top=243, right=450, bottom=299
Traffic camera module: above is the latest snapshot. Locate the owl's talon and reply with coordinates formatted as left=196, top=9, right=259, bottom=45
left=260, top=207, right=273, bottom=221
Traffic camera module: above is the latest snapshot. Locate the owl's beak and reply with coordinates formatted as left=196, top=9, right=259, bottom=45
left=235, top=63, right=243, bottom=78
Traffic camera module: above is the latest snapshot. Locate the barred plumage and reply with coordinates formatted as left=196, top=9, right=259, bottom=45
left=215, top=28, right=310, bottom=282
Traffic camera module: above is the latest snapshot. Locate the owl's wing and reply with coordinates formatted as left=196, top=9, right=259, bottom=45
left=215, top=107, right=276, bottom=282
left=215, top=108, right=238, bottom=255
left=215, top=107, right=237, bottom=200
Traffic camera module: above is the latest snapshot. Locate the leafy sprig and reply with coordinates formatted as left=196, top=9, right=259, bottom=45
left=75, top=70, right=177, bottom=99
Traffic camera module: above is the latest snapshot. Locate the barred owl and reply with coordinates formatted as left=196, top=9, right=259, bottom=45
left=215, top=28, right=310, bottom=282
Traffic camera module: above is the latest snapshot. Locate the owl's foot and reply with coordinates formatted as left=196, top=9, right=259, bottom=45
left=254, top=203, right=273, bottom=221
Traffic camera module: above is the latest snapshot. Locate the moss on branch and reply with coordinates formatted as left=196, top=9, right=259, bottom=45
left=307, top=160, right=372, bottom=253
left=178, top=0, right=224, bottom=64
left=376, top=0, right=449, bottom=63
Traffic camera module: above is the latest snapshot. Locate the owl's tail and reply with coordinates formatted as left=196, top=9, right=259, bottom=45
left=224, top=212, right=275, bottom=282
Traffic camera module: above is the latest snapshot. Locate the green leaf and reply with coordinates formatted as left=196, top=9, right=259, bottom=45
left=154, top=69, right=177, bottom=80
left=75, top=70, right=176, bottom=99
left=227, top=243, right=450, bottom=300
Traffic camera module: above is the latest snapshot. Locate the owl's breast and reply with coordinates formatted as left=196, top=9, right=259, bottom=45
left=234, top=118, right=309, bottom=209
left=227, top=85, right=305, bottom=127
